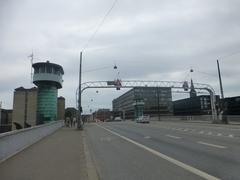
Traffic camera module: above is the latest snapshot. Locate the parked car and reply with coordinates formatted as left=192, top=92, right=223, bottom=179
left=136, top=115, right=150, bottom=123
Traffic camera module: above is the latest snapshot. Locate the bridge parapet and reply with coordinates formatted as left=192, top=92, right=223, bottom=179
left=0, top=120, right=64, bottom=163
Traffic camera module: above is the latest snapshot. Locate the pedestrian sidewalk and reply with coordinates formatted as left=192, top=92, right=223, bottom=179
left=0, top=127, right=89, bottom=180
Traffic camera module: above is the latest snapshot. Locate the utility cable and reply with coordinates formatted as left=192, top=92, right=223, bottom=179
left=220, top=50, right=240, bottom=60
left=83, top=65, right=112, bottom=73
left=82, top=0, right=119, bottom=51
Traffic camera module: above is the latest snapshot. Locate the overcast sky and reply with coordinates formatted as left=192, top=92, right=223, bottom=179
left=1, top=0, right=240, bottom=112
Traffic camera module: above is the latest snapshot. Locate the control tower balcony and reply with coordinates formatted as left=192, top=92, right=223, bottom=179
left=32, top=61, right=64, bottom=89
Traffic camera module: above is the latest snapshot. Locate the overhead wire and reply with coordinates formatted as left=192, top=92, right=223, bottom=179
left=83, top=65, right=112, bottom=73
left=220, top=50, right=240, bottom=60
left=82, top=0, right=119, bottom=52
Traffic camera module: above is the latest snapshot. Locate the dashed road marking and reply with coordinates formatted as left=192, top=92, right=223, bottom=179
left=197, top=141, right=227, bottom=149
left=96, top=124, right=220, bottom=180
left=144, top=136, right=151, bottom=139
left=148, top=124, right=236, bottom=139
left=165, top=134, right=182, bottom=139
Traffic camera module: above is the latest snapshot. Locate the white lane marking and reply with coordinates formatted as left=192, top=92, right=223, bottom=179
left=228, top=134, right=234, bottom=138
left=197, top=141, right=227, bottom=149
left=217, top=133, right=222, bottom=136
left=199, top=131, right=204, bottom=134
left=183, top=129, right=189, bottom=131
left=165, top=134, right=182, bottom=139
left=207, top=132, right=212, bottom=135
left=144, top=136, right=151, bottom=139
left=96, top=124, right=220, bottom=180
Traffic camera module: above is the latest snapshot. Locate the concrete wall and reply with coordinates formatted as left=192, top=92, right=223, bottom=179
left=12, top=88, right=38, bottom=129
left=57, top=97, right=65, bottom=120
left=0, top=120, right=64, bottom=163
left=26, top=90, right=38, bottom=126
left=12, top=90, right=25, bottom=128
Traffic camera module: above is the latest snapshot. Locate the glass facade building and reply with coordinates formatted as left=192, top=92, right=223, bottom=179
left=112, top=87, right=173, bottom=119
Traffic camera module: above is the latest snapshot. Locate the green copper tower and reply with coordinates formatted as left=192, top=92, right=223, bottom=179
left=32, top=61, right=64, bottom=124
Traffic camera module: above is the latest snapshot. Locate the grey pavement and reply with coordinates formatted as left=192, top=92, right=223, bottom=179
left=0, top=127, right=88, bottom=180
left=85, top=121, right=240, bottom=180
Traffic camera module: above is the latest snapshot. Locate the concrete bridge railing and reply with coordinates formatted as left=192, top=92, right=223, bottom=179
left=0, top=120, right=64, bottom=163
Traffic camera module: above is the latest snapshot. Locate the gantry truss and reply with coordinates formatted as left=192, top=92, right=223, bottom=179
left=80, top=80, right=215, bottom=93
left=76, top=80, right=217, bottom=121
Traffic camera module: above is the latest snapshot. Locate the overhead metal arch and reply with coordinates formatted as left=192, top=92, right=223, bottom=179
left=76, top=80, right=218, bottom=122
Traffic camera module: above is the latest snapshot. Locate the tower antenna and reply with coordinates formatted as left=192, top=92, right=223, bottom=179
left=28, top=51, right=34, bottom=83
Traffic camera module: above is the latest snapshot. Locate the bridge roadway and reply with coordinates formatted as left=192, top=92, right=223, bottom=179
left=85, top=121, right=240, bottom=180
left=0, top=121, right=240, bottom=180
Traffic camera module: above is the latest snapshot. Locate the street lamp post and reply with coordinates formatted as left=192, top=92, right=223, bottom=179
left=0, top=101, right=2, bottom=126
left=156, top=87, right=160, bottom=121
left=77, top=52, right=83, bottom=130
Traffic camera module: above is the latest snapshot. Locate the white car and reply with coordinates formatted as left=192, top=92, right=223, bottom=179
left=136, top=115, right=150, bottom=123
left=114, top=117, right=122, bottom=121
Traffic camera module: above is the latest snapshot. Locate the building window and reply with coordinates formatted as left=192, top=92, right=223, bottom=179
left=47, top=66, right=52, bottom=73
left=34, top=67, right=39, bottom=74
left=40, top=66, right=45, bottom=73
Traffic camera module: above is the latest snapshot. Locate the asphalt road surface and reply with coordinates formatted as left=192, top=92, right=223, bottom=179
left=85, top=121, right=240, bottom=180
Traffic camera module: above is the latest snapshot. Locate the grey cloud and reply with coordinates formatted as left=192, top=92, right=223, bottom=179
left=1, top=0, right=240, bottom=111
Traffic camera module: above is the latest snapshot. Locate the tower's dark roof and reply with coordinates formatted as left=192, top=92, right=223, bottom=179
left=32, top=61, right=64, bottom=74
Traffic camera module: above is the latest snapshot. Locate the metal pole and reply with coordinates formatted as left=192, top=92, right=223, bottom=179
left=217, top=60, right=224, bottom=99
left=157, top=87, right=160, bottom=121
left=77, top=52, right=83, bottom=129
left=0, top=101, right=2, bottom=126
left=205, top=88, right=217, bottom=123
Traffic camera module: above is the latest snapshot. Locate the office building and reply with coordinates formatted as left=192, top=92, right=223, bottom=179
left=93, top=109, right=112, bottom=121
left=173, top=95, right=220, bottom=115
left=112, top=87, right=173, bottom=119
left=222, top=96, right=240, bottom=115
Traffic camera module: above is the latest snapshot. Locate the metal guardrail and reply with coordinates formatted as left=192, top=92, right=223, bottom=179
left=0, top=120, right=64, bottom=163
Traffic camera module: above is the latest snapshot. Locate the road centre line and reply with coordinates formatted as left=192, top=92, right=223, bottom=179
left=96, top=124, right=220, bottom=180
left=165, top=134, right=182, bottom=139
left=197, top=141, right=227, bottom=149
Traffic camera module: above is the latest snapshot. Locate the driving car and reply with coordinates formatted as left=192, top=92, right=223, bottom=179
left=136, top=115, right=150, bottom=123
